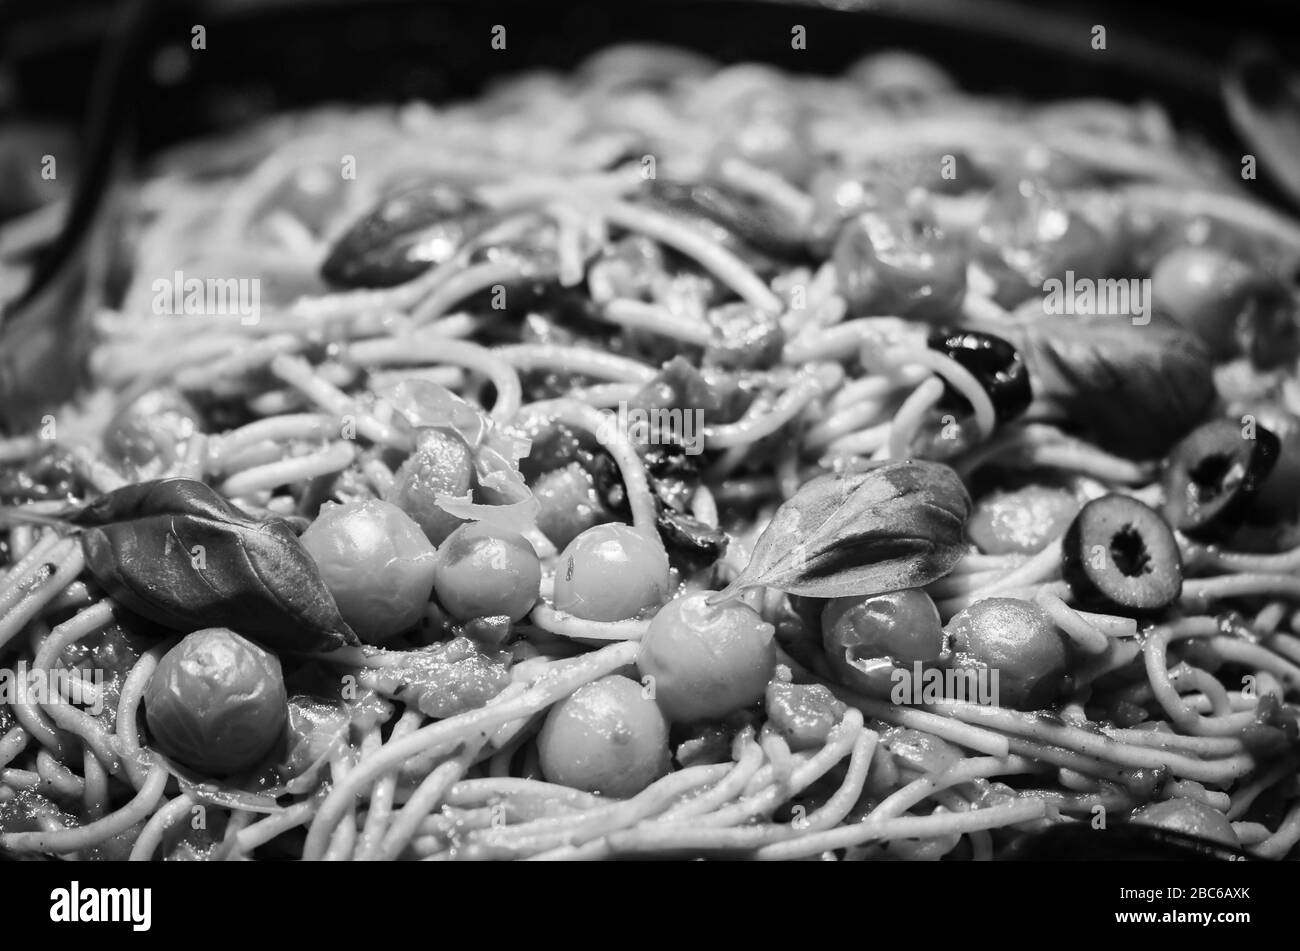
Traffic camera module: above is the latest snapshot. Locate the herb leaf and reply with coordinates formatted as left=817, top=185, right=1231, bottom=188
left=718, top=461, right=970, bottom=599
left=71, top=478, right=357, bottom=652
left=1010, top=315, right=1214, bottom=459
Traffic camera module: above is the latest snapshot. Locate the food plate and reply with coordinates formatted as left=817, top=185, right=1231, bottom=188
left=1, top=0, right=1298, bottom=862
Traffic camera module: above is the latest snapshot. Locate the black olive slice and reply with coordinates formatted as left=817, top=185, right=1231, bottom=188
left=1062, top=494, right=1182, bottom=612
left=926, top=328, right=1032, bottom=424
left=321, top=184, right=490, bottom=288
left=1161, top=419, right=1280, bottom=541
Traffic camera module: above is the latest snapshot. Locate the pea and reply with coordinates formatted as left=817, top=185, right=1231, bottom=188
left=300, top=499, right=437, bottom=643
left=432, top=522, right=541, bottom=623
left=823, top=588, right=945, bottom=665
left=1152, top=246, right=1255, bottom=359
left=537, top=675, right=669, bottom=798
left=637, top=592, right=776, bottom=723
left=946, top=597, right=1069, bottom=710
left=553, top=524, right=670, bottom=622
left=143, top=628, right=287, bottom=776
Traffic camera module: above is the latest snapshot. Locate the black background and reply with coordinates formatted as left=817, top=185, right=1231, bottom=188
left=3, top=0, right=1298, bottom=157
left=5, top=854, right=1281, bottom=940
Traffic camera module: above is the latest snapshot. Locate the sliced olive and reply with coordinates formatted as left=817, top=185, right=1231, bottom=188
left=639, top=182, right=780, bottom=273
left=320, top=183, right=490, bottom=288
left=656, top=508, right=729, bottom=573
left=1161, top=419, right=1280, bottom=540
left=926, top=328, right=1033, bottom=424
left=1231, top=402, right=1300, bottom=517
left=647, top=179, right=809, bottom=258
left=1062, top=495, right=1182, bottom=613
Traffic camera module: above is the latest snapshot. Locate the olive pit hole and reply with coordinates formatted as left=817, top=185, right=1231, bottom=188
left=1109, top=525, right=1151, bottom=578
left=1188, top=452, right=1233, bottom=494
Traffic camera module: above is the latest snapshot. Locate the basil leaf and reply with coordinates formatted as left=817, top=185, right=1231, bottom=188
left=720, top=461, right=970, bottom=599
left=1010, top=315, right=1214, bottom=459
left=71, top=478, right=357, bottom=653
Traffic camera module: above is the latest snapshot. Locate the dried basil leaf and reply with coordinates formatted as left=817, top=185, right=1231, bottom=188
left=718, top=461, right=970, bottom=599
left=70, top=478, right=357, bottom=652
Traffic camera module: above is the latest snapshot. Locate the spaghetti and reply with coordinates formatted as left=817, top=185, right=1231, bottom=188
left=1, top=45, right=1299, bottom=863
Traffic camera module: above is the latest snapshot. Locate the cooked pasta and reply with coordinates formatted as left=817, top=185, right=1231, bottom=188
left=1, top=44, right=1299, bottom=862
